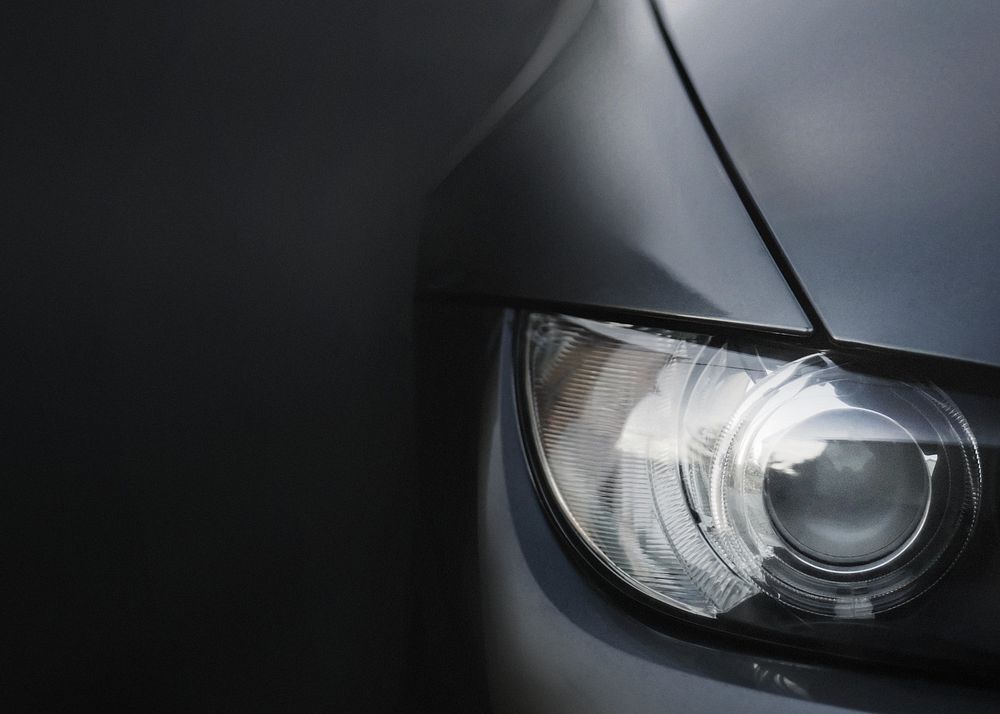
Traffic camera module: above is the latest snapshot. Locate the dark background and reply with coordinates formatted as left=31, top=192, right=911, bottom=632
left=4, top=1, right=555, bottom=709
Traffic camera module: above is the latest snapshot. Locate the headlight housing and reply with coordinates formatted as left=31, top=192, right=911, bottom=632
left=522, top=312, right=994, bottom=671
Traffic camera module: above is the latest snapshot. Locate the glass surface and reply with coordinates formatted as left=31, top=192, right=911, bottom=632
left=525, top=313, right=981, bottom=621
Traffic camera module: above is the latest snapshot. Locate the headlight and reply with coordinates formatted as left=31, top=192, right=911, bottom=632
left=522, top=312, right=990, bottom=669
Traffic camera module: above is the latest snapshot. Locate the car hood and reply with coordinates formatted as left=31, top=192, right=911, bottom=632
left=659, top=0, right=1000, bottom=369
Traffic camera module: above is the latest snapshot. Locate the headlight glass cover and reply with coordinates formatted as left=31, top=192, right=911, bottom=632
left=523, top=313, right=998, bottom=669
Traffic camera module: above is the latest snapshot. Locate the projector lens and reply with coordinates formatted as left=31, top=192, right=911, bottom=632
left=762, top=409, right=930, bottom=567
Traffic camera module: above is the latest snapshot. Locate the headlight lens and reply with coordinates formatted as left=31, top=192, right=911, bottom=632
left=523, top=313, right=981, bottom=623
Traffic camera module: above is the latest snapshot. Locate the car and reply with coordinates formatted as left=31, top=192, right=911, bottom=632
left=412, top=1, right=1000, bottom=711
